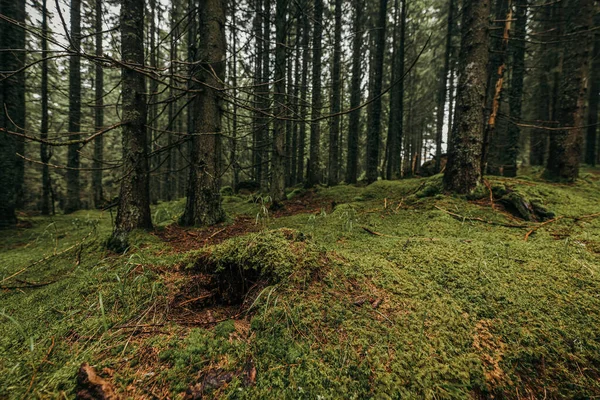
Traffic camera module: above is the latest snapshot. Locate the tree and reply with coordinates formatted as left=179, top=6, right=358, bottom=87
left=0, top=0, right=25, bottom=226
left=65, top=0, right=82, bottom=213
left=327, top=0, right=342, bottom=186
left=296, top=0, right=310, bottom=184
left=504, top=0, right=527, bottom=177
left=434, top=0, right=454, bottom=174
left=92, top=0, right=104, bottom=208
left=109, top=0, right=153, bottom=250
left=40, top=0, right=52, bottom=215
left=544, top=0, right=594, bottom=181
left=443, top=0, right=491, bottom=194
left=180, top=0, right=226, bottom=226
left=365, top=0, right=388, bottom=184
left=307, top=0, right=323, bottom=187
left=346, top=0, right=364, bottom=184
left=585, top=15, right=600, bottom=166
left=270, top=0, right=287, bottom=201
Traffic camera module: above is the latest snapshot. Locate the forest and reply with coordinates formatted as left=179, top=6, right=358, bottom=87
left=1, top=0, right=600, bottom=398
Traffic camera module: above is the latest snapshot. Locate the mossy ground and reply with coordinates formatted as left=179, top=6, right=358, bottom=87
left=2, top=169, right=600, bottom=398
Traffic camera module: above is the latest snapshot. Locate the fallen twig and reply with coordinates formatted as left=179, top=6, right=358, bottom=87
left=434, top=206, right=527, bottom=228
left=524, top=212, right=600, bottom=241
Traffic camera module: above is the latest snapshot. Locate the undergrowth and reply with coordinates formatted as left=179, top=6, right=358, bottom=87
left=1, top=169, right=600, bottom=398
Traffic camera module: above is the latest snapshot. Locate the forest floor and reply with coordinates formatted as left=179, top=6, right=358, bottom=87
left=2, top=168, right=600, bottom=399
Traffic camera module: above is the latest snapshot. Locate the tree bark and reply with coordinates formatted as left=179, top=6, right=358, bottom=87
left=346, top=0, right=363, bottom=184
left=307, top=0, right=324, bottom=187
left=41, top=0, right=52, bottom=215
left=180, top=0, right=226, bottom=226
left=296, top=0, right=310, bottom=184
left=109, top=0, right=153, bottom=250
left=270, top=0, right=287, bottom=201
left=443, top=0, right=491, bottom=194
left=504, top=0, right=527, bottom=177
left=65, top=0, right=82, bottom=213
left=545, top=0, right=594, bottom=181
left=92, top=0, right=105, bottom=208
left=434, top=0, right=454, bottom=173
left=0, top=0, right=25, bottom=226
left=327, top=0, right=343, bottom=186
left=585, top=16, right=600, bottom=166
left=365, top=0, right=388, bottom=184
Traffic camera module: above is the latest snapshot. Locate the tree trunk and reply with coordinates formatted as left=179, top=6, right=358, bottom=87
left=504, top=0, right=527, bottom=177
left=291, top=11, right=302, bottom=185
left=252, top=0, right=263, bottom=184
left=307, top=0, right=324, bottom=187
left=180, top=0, right=226, bottom=226
left=435, top=0, right=454, bottom=173
left=109, top=0, right=153, bottom=250
left=65, top=0, right=82, bottom=213
left=443, top=0, right=491, bottom=194
left=230, top=2, right=240, bottom=189
left=270, top=0, right=287, bottom=201
left=0, top=0, right=25, bottom=226
left=545, top=0, right=594, bottom=181
left=365, top=0, right=388, bottom=184
left=346, top=0, right=363, bottom=184
left=327, top=0, right=343, bottom=186
left=165, top=0, right=178, bottom=201
left=40, top=0, right=52, bottom=215
left=92, top=0, right=104, bottom=208
left=585, top=18, right=600, bottom=166
left=296, top=0, right=310, bottom=184
left=260, top=0, right=271, bottom=191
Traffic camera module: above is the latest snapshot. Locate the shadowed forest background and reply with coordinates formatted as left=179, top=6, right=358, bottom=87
left=1, top=0, right=600, bottom=398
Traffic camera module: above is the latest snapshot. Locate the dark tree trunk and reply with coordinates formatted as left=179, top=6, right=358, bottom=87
left=346, top=0, right=363, bottom=184
left=307, top=0, right=324, bottom=187
left=270, top=0, right=286, bottom=201
left=41, top=0, right=52, bottom=215
left=291, top=12, right=302, bottom=185
left=443, top=0, right=491, bottom=194
left=504, top=0, right=527, bottom=177
left=92, top=0, right=104, bottom=208
left=327, top=0, right=342, bottom=186
left=109, top=0, right=153, bottom=250
left=260, top=0, right=271, bottom=191
left=180, top=0, right=226, bottom=226
left=296, top=1, right=310, bottom=184
left=530, top=2, right=556, bottom=166
left=385, top=0, right=405, bottom=180
left=149, top=0, right=160, bottom=203
left=585, top=18, right=600, bottom=166
left=365, top=0, right=388, bottom=184
left=65, top=0, right=82, bottom=213
left=545, top=0, right=594, bottom=181
left=0, top=0, right=25, bottom=226
left=230, top=1, right=240, bottom=189
left=165, top=0, right=179, bottom=201
left=435, top=0, right=454, bottom=173
left=252, top=0, right=263, bottom=184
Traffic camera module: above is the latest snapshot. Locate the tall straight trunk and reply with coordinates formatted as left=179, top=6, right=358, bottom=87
left=346, top=0, right=363, bottom=184
left=284, top=24, right=294, bottom=187
left=482, top=0, right=511, bottom=175
left=435, top=0, right=454, bottom=173
left=13, top=0, right=25, bottom=208
left=504, top=0, right=527, bottom=177
left=260, top=0, right=271, bottom=190
left=149, top=0, right=161, bottom=202
left=327, top=0, right=343, bottom=186
left=291, top=13, right=302, bottom=185
left=180, top=0, right=226, bottom=226
left=365, top=0, right=388, bottom=184
left=585, top=20, right=600, bottom=166
left=296, top=1, right=310, bottom=184
left=41, top=0, right=52, bottom=215
left=545, top=0, right=594, bottom=181
left=0, top=0, right=25, bottom=226
left=270, top=0, right=286, bottom=201
left=165, top=0, right=178, bottom=200
left=443, top=0, right=491, bottom=194
left=92, top=0, right=104, bottom=208
left=252, top=0, right=263, bottom=184
left=386, top=0, right=405, bottom=179
left=109, top=0, right=153, bottom=250
left=307, top=0, right=324, bottom=187
left=530, top=2, right=555, bottom=166
left=65, top=0, right=82, bottom=213
left=230, top=3, right=240, bottom=189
